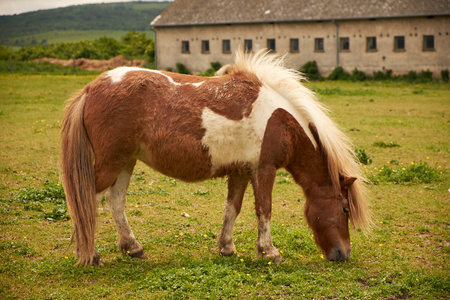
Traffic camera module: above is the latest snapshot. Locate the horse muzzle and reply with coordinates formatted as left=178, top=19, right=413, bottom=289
left=326, top=245, right=351, bottom=262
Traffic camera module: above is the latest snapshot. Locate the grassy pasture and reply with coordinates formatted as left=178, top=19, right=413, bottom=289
left=0, top=75, right=449, bottom=299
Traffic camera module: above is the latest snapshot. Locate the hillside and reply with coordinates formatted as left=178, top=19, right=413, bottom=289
left=0, top=1, right=170, bottom=46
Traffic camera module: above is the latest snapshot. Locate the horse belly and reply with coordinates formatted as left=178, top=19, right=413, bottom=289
left=135, top=132, right=214, bottom=182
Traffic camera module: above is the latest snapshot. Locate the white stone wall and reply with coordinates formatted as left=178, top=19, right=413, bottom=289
left=154, top=16, right=450, bottom=77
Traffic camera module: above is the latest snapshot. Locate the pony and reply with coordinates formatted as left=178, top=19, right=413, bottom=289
left=60, top=50, right=371, bottom=266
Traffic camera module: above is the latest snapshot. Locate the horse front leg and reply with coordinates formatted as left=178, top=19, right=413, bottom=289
left=106, top=159, right=146, bottom=259
left=218, top=173, right=249, bottom=256
left=252, top=166, right=281, bottom=264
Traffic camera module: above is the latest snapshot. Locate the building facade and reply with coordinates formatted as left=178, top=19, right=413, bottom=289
left=151, top=0, right=450, bottom=77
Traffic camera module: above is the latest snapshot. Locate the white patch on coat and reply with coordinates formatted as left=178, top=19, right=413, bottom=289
left=201, top=85, right=317, bottom=172
left=107, top=67, right=181, bottom=86
left=221, top=202, right=238, bottom=242
left=107, top=67, right=205, bottom=88
left=106, top=170, right=136, bottom=242
left=257, top=217, right=273, bottom=250
left=191, top=81, right=204, bottom=87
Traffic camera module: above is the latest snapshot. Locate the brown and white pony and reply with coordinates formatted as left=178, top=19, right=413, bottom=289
left=61, top=50, right=371, bottom=266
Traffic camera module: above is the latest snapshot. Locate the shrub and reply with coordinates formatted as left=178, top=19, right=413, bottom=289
left=418, top=70, right=433, bottom=83
left=403, top=71, right=417, bottom=83
left=299, top=61, right=323, bottom=81
left=0, top=44, right=13, bottom=60
left=328, top=66, right=350, bottom=81
left=373, top=69, right=393, bottom=81
left=199, top=62, right=222, bottom=77
left=441, top=69, right=449, bottom=83
left=351, top=68, right=366, bottom=81
left=176, top=62, right=190, bottom=74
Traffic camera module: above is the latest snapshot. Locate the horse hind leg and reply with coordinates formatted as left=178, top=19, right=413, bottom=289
left=218, top=173, right=249, bottom=256
left=105, top=159, right=146, bottom=259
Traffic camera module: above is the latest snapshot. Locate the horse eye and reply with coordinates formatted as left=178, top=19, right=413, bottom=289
left=342, top=207, right=350, bottom=214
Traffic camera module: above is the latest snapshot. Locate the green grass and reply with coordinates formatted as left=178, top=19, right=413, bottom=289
left=0, top=76, right=449, bottom=299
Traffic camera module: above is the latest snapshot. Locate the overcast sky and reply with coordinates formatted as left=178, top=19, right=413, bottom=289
left=0, top=0, right=171, bottom=16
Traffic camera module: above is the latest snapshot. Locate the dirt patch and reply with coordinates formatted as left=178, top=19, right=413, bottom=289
left=34, top=55, right=148, bottom=71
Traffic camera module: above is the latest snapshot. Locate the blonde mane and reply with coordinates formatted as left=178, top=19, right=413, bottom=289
left=232, top=50, right=371, bottom=231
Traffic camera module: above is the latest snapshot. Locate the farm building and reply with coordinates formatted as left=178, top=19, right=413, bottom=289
left=150, top=0, right=450, bottom=77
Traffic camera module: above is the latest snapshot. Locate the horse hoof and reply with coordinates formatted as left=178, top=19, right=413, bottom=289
left=219, top=245, right=237, bottom=257
left=272, top=255, right=282, bottom=265
left=129, top=251, right=148, bottom=259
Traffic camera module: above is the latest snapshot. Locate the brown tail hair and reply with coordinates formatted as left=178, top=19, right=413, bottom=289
left=60, top=91, right=97, bottom=265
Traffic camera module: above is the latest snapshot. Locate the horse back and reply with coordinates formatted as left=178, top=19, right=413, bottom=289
left=81, top=68, right=264, bottom=182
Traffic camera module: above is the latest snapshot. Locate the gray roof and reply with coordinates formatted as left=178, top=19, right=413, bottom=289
left=151, top=0, right=450, bottom=27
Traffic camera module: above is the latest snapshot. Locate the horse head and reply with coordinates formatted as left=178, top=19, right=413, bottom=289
left=304, top=176, right=357, bottom=261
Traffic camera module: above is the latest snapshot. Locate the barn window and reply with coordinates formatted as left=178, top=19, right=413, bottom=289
left=314, top=38, right=324, bottom=52
left=290, top=38, right=299, bottom=52
left=244, top=39, right=253, bottom=52
left=366, top=37, right=377, bottom=51
left=340, top=37, right=350, bottom=51
left=267, top=39, right=276, bottom=52
left=222, top=39, right=231, bottom=54
left=181, top=41, right=190, bottom=53
left=394, top=36, right=405, bottom=51
left=201, top=40, right=210, bottom=54
left=423, top=35, right=435, bottom=51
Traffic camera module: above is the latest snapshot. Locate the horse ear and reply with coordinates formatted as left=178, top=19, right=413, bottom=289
left=340, top=177, right=357, bottom=190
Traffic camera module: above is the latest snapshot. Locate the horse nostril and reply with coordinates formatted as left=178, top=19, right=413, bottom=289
left=327, top=246, right=350, bottom=262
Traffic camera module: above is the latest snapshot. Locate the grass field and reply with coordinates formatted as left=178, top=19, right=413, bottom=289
left=0, top=74, right=449, bottom=299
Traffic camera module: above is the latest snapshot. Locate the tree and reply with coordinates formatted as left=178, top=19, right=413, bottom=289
left=120, top=30, right=151, bottom=59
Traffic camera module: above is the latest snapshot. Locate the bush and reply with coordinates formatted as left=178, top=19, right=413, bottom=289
left=403, top=71, right=417, bottom=82
left=328, top=66, right=350, bottom=80
left=351, top=68, right=366, bottom=81
left=0, top=44, right=12, bottom=60
left=199, top=62, right=222, bottom=77
left=176, top=62, right=190, bottom=74
left=0, top=60, right=98, bottom=75
left=9, top=31, right=154, bottom=61
left=418, top=70, right=433, bottom=83
left=373, top=69, right=392, bottom=81
left=299, top=61, right=323, bottom=81
left=441, top=69, right=449, bottom=83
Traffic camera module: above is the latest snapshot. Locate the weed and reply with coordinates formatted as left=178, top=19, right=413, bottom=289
left=370, top=162, right=444, bottom=184
left=130, top=210, right=142, bottom=216
left=192, top=190, right=210, bottom=196
left=354, top=147, right=373, bottom=165
left=373, top=141, right=400, bottom=148
left=42, top=206, right=69, bottom=221
left=9, top=180, right=65, bottom=205
left=417, top=226, right=430, bottom=234
left=0, top=241, right=36, bottom=257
